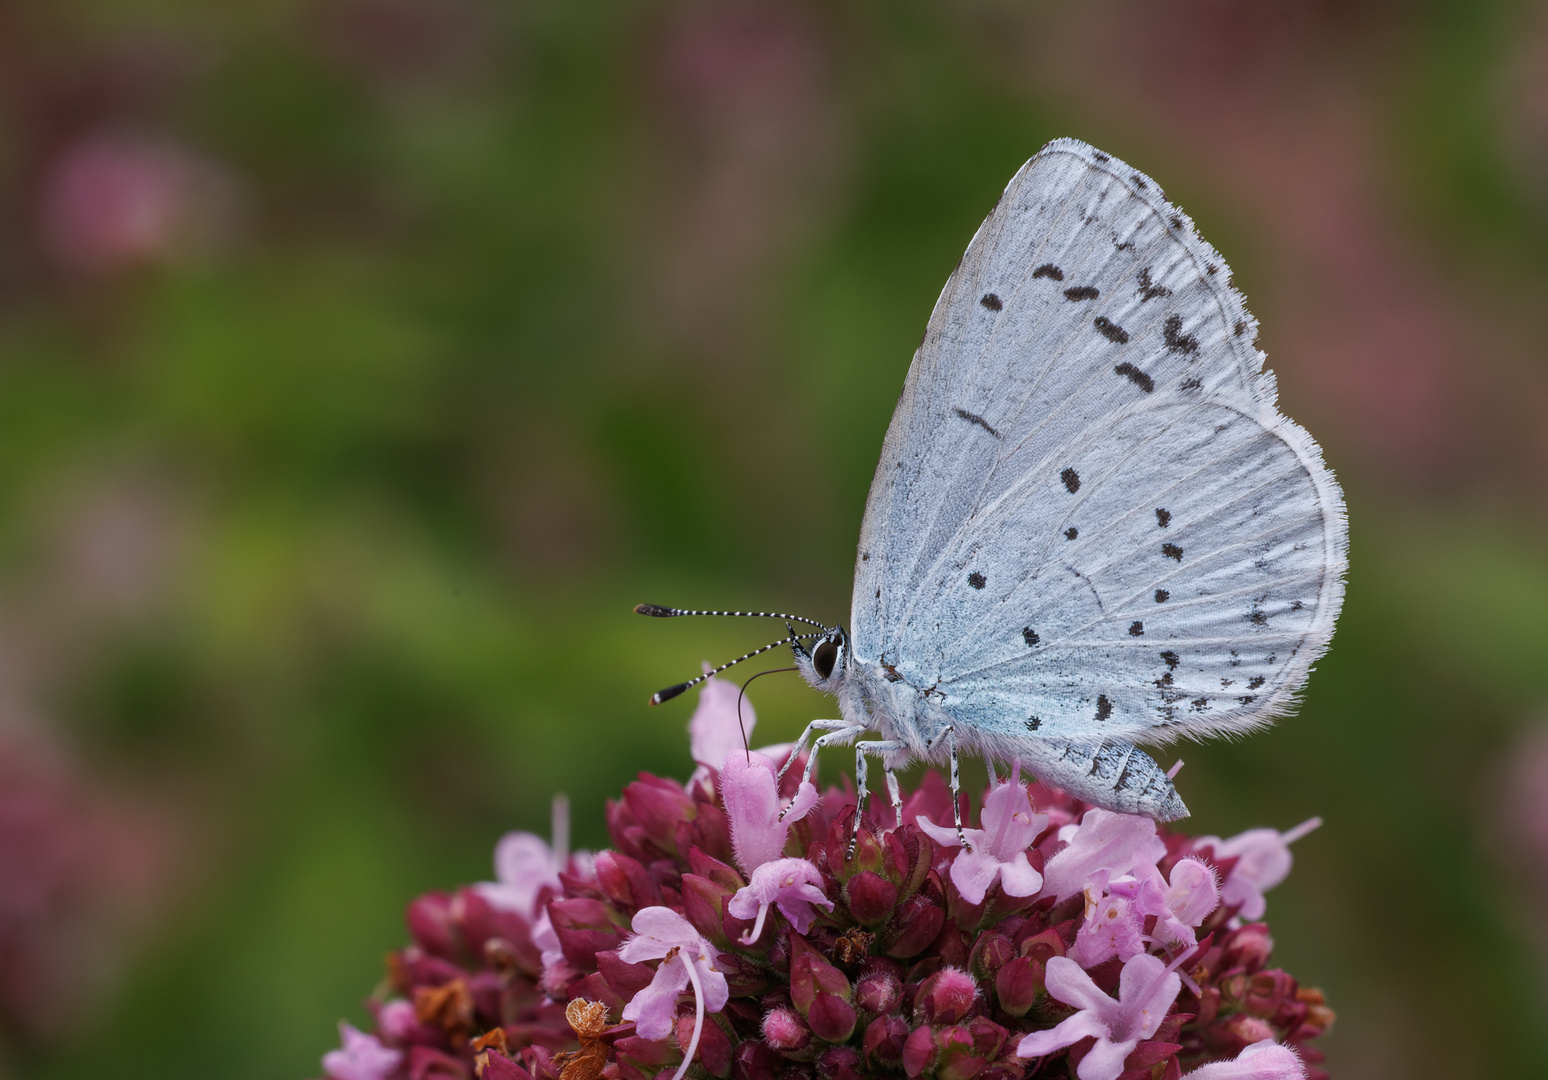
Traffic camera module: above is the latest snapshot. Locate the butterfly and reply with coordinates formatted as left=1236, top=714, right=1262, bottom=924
left=640, top=138, right=1347, bottom=841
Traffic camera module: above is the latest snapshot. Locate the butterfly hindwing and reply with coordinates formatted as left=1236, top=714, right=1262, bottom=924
left=851, top=138, right=1347, bottom=747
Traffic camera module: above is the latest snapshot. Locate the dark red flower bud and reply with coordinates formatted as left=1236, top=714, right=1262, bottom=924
left=932, top=1025, right=984, bottom=1080
left=1125, top=1039, right=1182, bottom=1071
left=846, top=871, right=899, bottom=926
left=1242, top=969, right=1296, bottom=1018
left=548, top=897, right=624, bottom=970
left=679, top=873, right=734, bottom=947
left=762, top=1006, right=812, bottom=1053
left=901, top=1024, right=937, bottom=1077
left=993, top=955, right=1044, bottom=1017
left=966, top=1017, right=1007, bottom=1061
left=790, top=934, right=852, bottom=1014
left=862, top=1015, right=909, bottom=1070
left=1016, top=926, right=1067, bottom=963
left=1223, top=922, right=1274, bottom=972
left=688, top=846, right=747, bottom=893
left=675, top=1012, right=733, bottom=1078
left=884, top=895, right=945, bottom=959
left=854, top=958, right=904, bottom=1016
left=733, top=1039, right=782, bottom=1080
left=479, top=1050, right=533, bottom=1080
left=914, top=967, right=978, bottom=1025
left=968, top=931, right=1015, bottom=981
left=409, top=1044, right=470, bottom=1080
left=808, top=992, right=858, bottom=1043
left=595, top=850, right=661, bottom=910
left=407, top=891, right=461, bottom=960
left=817, top=1045, right=864, bottom=1080
left=621, top=774, right=697, bottom=856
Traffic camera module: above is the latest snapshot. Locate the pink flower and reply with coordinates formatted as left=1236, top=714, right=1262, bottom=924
left=618, top=907, right=730, bottom=1080
left=322, top=1022, right=402, bottom=1080
left=1016, top=954, right=1182, bottom=1080
left=1197, top=818, right=1320, bottom=921
left=727, top=857, right=834, bottom=943
left=719, top=752, right=818, bottom=875
left=689, top=674, right=756, bottom=770
left=1181, top=1039, right=1307, bottom=1079
left=1151, top=857, right=1220, bottom=947
left=375, top=999, right=418, bottom=1043
left=1071, top=872, right=1147, bottom=968
left=918, top=760, right=1047, bottom=904
left=474, top=795, right=585, bottom=919
left=1041, top=809, right=1168, bottom=903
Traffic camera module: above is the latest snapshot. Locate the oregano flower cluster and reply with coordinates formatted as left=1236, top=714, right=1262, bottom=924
left=318, top=680, right=1332, bottom=1080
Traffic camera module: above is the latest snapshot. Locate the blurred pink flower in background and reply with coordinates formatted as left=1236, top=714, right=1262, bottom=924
left=37, top=131, right=238, bottom=275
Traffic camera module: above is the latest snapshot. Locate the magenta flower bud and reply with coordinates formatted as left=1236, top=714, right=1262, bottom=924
left=993, top=956, right=1044, bottom=1017
left=679, top=873, right=734, bottom=947
left=966, top=1016, right=1008, bottom=1060
left=762, top=1007, right=812, bottom=1053
left=478, top=1049, right=533, bottom=1080
left=932, top=1025, right=984, bottom=1080
left=406, top=892, right=461, bottom=960
left=967, top=931, right=1014, bottom=981
left=807, top=992, right=858, bottom=1043
left=846, top=871, right=899, bottom=926
left=817, top=1045, right=863, bottom=1080
left=675, top=1011, right=733, bottom=1078
left=901, top=1024, right=937, bottom=1077
left=596, top=850, right=661, bottom=910
left=913, top=967, right=978, bottom=1025
left=862, top=1015, right=909, bottom=1070
left=1223, top=922, right=1274, bottom=972
left=734, top=1039, right=781, bottom=1080
left=1242, top=969, right=1297, bottom=1018
left=884, top=895, right=945, bottom=959
left=548, top=897, right=625, bottom=967
left=854, top=958, right=904, bottom=1015
left=621, top=774, right=697, bottom=855
left=789, top=935, right=851, bottom=1014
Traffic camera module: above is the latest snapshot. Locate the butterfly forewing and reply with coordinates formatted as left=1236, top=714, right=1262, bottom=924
left=852, top=138, right=1346, bottom=747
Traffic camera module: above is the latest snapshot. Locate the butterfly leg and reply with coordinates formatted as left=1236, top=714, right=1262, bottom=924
left=849, top=740, right=908, bottom=855
left=777, top=719, right=854, bottom=786
left=885, top=767, right=903, bottom=829
left=925, top=725, right=969, bottom=849
left=779, top=722, right=867, bottom=820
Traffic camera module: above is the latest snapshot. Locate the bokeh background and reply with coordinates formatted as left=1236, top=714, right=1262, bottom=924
left=1, top=1, right=1547, bottom=1077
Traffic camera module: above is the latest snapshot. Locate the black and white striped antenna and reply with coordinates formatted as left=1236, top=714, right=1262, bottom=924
left=634, top=603, right=830, bottom=705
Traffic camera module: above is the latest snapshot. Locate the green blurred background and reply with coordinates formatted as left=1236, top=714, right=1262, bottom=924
left=1, top=1, right=1547, bottom=1077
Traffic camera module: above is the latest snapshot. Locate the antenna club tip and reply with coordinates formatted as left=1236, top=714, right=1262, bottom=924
left=650, top=682, right=690, bottom=705
left=635, top=603, right=676, bottom=617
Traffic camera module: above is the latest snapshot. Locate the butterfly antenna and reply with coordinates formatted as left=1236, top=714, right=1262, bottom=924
left=634, top=604, right=830, bottom=632
left=646, top=632, right=818, bottom=705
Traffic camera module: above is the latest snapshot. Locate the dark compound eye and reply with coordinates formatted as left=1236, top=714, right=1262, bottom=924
left=813, top=639, right=838, bottom=680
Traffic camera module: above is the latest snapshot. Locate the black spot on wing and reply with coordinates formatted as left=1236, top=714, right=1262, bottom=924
left=980, top=293, right=1003, bottom=311
left=1022, top=627, right=1040, bottom=647
left=1064, top=527, right=1078, bottom=540
left=1164, top=314, right=1200, bottom=356
left=1137, top=268, right=1171, bottom=302
left=1032, top=264, right=1064, bottom=281
left=1154, top=589, right=1169, bottom=603
left=967, top=571, right=986, bottom=590
left=1169, top=214, right=1184, bottom=231
left=1233, top=320, right=1247, bottom=337
left=1060, top=468, right=1081, bottom=493
left=1190, top=697, right=1209, bottom=712
left=1130, top=174, right=1147, bottom=190
left=1094, top=317, right=1130, bottom=344
left=1128, top=621, right=1144, bottom=636
left=952, top=407, right=1001, bottom=438
left=1161, top=650, right=1180, bottom=670
left=1092, top=151, right=1110, bottom=163
left=1114, top=361, right=1152, bottom=391
left=1025, top=716, right=1041, bottom=731
left=1180, top=377, right=1203, bottom=391
left=1115, top=240, right=1134, bottom=252
left=1064, top=285, right=1100, bottom=301
left=1248, top=676, right=1265, bottom=690
left=1155, top=508, right=1171, bottom=528
left=1162, top=543, right=1183, bottom=561
left=1095, top=694, right=1113, bottom=722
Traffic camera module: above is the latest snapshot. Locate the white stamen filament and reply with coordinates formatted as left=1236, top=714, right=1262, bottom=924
left=673, top=950, right=707, bottom=1080
left=1280, top=816, right=1322, bottom=845
left=739, top=903, right=770, bottom=946
left=552, top=794, right=570, bottom=868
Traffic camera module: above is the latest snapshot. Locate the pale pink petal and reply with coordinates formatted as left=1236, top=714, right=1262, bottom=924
left=996, top=853, right=1044, bottom=898
left=1041, top=955, right=1117, bottom=1014
left=322, top=1022, right=402, bottom=1080
left=1181, top=1040, right=1306, bottom=1080
left=949, top=850, right=1004, bottom=905
left=693, top=957, right=731, bottom=1014
left=690, top=676, right=754, bottom=770
left=1076, top=1035, right=1141, bottom=1080
left=1041, top=810, right=1167, bottom=902
left=619, top=906, right=699, bottom=962
left=1015, top=1009, right=1108, bottom=1059
left=622, top=958, right=691, bottom=1039
left=721, top=753, right=812, bottom=874
left=1116, top=953, right=1181, bottom=1040
left=915, top=815, right=986, bottom=851
left=475, top=831, right=559, bottom=917
left=1166, top=858, right=1220, bottom=926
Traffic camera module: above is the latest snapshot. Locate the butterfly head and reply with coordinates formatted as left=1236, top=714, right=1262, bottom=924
left=793, top=625, right=849, bottom=692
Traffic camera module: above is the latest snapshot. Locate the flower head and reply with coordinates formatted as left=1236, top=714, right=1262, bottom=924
left=1198, top=818, right=1320, bottom=920
left=322, top=1022, right=401, bottom=1080
left=719, top=751, right=818, bottom=875
left=918, top=760, right=1047, bottom=904
left=727, top=857, right=833, bottom=943
left=1017, top=953, right=1182, bottom=1080
left=618, top=907, right=730, bottom=1080
left=1041, top=808, right=1168, bottom=902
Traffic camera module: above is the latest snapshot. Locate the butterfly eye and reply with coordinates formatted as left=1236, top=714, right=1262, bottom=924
left=813, top=639, right=839, bottom=680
